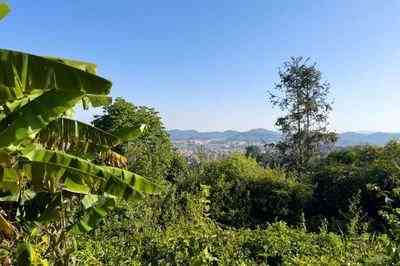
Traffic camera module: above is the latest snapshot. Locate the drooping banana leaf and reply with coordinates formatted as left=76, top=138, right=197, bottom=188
left=37, top=118, right=122, bottom=153
left=82, top=94, right=112, bottom=109
left=44, top=57, right=97, bottom=74
left=0, top=3, right=10, bottom=21
left=70, top=194, right=116, bottom=233
left=37, top=118, right=147, bottom=155
left=20, top=146, right=159, bottom=198
left=0, top=90, right=84, bottom=148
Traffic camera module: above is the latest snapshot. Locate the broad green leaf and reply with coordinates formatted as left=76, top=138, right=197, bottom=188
left=102, top=165, right=159, bottom=194
left=45, top=57, right=97, bottom=74
left=71, top=195, right=116, bottom=233
left=81, top=194, right=100, bottom=209
left=0, top=90, right=84, bottom=148
left=15, top=241, right=49, bottom=265
left=63, top=176, right=91, bottom=194
left=0, top=49, right=112, bottom=105
left=113, top=124, right=147, bottom=142
left=21, top=146, right=159, bottom=198
left=82, top=94, right=112, bottom=109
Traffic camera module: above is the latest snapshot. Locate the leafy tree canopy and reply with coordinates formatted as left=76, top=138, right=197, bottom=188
left=92, top=97, right=173, bottom=180
left=269, top=57, right=337, bottom=170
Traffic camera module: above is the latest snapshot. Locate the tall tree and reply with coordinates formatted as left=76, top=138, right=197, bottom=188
left=92, top=97, right=173, bottom=180
left=268, top=57, right=336, bottom=170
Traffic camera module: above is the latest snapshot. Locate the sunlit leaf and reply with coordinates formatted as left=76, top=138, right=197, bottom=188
left=0, top=3, right=10, bottom=21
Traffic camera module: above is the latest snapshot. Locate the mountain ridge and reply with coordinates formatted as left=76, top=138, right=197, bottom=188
left=168, top=129, right=400, bottom=146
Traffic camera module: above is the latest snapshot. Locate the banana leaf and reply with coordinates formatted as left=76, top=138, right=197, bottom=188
left=37, top=118, right=146, bottom=155
left=20, top=146, right=159, bottom=198
left=0, top=49, right=112, bottom=105
left=0, top=3, right=9, bottom=21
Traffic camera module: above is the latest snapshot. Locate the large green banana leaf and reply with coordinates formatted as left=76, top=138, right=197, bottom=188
left=71, top=194, right=116, bottom=233
left=0, top=49, right=113, bottom=148
left=20, top=145, right=158, bottom=197
left=45, top=57, right=97, bottom=74
left=0, top=49, right=111, bottom=103
left=0, top=90, right=83, bottom=148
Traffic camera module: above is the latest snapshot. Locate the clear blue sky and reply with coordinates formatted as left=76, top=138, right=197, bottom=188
left=2, top=1, right=399, bottom=132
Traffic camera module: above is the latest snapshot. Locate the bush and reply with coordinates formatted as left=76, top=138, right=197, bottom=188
left=75, top=185, right=391, bottom=265
left=200, top=154, right=312, bottom=227
left=74, top=144, right=400, bottom=265
left=308, top=141, right=400, bottom=233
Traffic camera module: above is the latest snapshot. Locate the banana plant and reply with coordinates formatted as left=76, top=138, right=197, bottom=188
left=0, top=47, right=159, bottom=228
left=0, top=4, right=158, bottom=263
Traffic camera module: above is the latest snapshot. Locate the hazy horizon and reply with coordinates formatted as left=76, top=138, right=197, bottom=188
left=167, top=128, right=400, bottom=134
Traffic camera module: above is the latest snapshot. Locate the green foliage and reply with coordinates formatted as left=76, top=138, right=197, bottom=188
left=268, top=57, right=337, bottom=170
left=308, top=141, right=400, bottom=233
left=71, top=142, right=400, bottom=265
left=75, top=177, right=392, bottom=265
left=201, top=154, right=312, bottom=227
left=93, top=97, right=174, bottom=180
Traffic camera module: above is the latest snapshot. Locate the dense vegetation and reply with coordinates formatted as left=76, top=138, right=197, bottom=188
left=71, top=59, right=400, bottom=265
left=74, top=147, right=400, bottom=265
left=2, top=4, right=400, bottom=265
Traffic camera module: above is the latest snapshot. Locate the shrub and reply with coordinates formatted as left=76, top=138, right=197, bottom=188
left=200, top=154, right=312, bottom=227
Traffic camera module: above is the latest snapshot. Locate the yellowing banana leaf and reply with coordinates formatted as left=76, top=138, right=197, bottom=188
left=0, top=213, right=16, bottom=239
left=0, top=3, right=10, bottom=21
left=15, top=241, right=49, bottom=266
left=0, top=167, right=18, bottom=195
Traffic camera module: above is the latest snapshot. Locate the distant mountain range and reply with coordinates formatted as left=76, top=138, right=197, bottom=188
left=168, top=129, right=400, bottom=147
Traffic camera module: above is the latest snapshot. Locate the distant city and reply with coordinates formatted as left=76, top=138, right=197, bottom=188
left=169, top=128, right=400, bottom=156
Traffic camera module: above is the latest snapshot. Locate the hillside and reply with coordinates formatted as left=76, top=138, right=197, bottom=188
left=169, top=129, right=400, bottom=147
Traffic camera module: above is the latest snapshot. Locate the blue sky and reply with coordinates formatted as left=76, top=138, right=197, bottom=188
left=2, top=1, right=400, bottom=132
